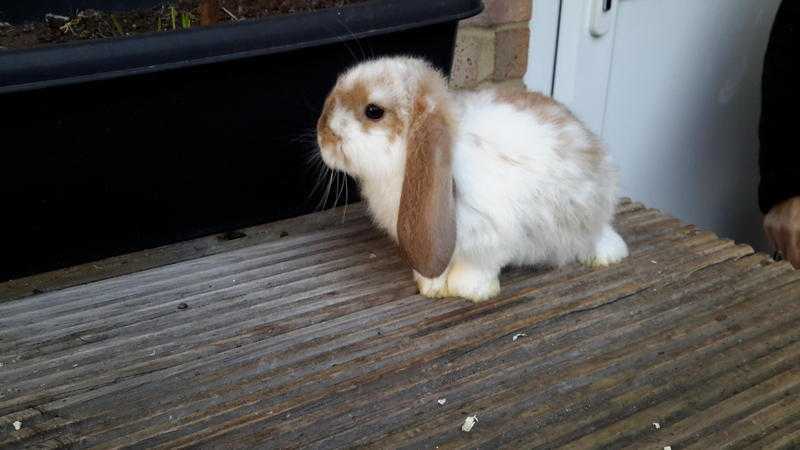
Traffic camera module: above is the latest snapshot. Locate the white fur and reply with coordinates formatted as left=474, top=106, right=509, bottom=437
left=318, top=57, right=628, bottom=301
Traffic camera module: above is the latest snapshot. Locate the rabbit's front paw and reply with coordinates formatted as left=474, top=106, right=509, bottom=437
left=446, top=262, right=501, bottom=302
left=414, top=270, right=450, bottom=299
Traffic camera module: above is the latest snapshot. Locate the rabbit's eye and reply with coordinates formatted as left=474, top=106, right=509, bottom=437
left=364, top=103, right=385, bottom=121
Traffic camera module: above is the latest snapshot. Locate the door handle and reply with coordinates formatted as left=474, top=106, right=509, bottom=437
left=590, top=0, right=615, bottom=37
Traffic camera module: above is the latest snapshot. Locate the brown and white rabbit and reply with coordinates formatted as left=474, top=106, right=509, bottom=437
left=316, top=56, right=628, bottom=301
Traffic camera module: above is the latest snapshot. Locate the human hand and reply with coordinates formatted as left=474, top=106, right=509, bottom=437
left=764, top=196, right=800, bottom=269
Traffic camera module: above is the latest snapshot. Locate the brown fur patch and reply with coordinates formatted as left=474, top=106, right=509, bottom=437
left=495, top=88, right=604, bottom=171
left=397, top=79, right=457, bottom=278
left=581, top=137, right=606, bottom=172
left=495, top=89, right=571, bottom=127
left=470, top=132, right=525, bottom=167
left=334, top=80, right=404, bottom=141
left=336, top=81, right=370, bottom=116
left=497, top=151, right=525, bottom=167
left=317, top=94, right=339, bottom=149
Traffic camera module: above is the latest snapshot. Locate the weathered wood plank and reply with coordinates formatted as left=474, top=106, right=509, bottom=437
left=0, top=205, right=368, bottom=302
left=73, top=243, right=756, bottom=446
left=1, top=200, right=797, bottom=449
left=312, top=255, right=788, bottom=444
left=349, top=267, right=800, bottom=449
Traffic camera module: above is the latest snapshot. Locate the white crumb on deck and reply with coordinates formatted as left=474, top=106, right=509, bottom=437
left=369, top=253, right=377, bottom=259
left=461, top=415, right=478, bottom=432
left=437, top=398, right=446, bottom=405
left=664, top=446, right=672, bottom=450
left=13, top=420, right=21, bottom=431
left=512, top=333, right=527, bottom=342
left=653, top=422, right=661, bottom=429
left=650, top=260, right=658, bottom=264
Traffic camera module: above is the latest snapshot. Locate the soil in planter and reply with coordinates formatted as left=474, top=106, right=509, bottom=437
left=0, top=0, right=368, bottom=50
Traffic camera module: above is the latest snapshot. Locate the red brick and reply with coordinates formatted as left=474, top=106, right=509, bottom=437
left=450, top=27, right=495, bottom=89
left=493, top=25, right=530, bottom=81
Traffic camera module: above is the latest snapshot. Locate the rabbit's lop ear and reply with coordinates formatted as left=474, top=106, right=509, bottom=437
left=397, top=93, right=456, bottom=278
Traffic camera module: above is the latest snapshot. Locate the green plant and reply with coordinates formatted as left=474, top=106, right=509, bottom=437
left=170, top=6, right=177, bottom=30
left=110, top=15, right=124, bottom=35
left=181, top=12, right=192, bottom=29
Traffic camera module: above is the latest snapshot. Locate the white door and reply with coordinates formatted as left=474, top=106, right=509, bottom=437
left=548, top=0, right=782, bottom=251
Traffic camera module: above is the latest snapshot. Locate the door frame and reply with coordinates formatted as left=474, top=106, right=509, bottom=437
left=524, top=0, right=562, bottom=95
left=550, top=0, right=621, bottom=134
left=524, top=0, right=622, bottom=134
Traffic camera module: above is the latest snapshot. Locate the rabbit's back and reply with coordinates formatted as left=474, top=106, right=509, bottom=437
left=450, top=88, right=618, bottom=267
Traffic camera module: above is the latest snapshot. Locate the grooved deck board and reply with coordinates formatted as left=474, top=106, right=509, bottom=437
left=1, top=200, right=799, bottom=449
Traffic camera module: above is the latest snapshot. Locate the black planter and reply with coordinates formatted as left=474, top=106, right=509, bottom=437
left=0, top=0, right=482, bottom=281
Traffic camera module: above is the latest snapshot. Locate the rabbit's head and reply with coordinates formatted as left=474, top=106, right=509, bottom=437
left=316, top=56, right=456, bottom=277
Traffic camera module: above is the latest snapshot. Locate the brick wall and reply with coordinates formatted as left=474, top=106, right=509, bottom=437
left=451, top=0, right=531, bottom=91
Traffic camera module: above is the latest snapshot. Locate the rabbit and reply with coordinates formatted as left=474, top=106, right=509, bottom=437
left=316, top=56, right=628, bottom=302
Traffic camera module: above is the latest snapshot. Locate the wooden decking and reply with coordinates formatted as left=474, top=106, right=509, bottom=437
left=1, top=200, right=799, bottom=449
